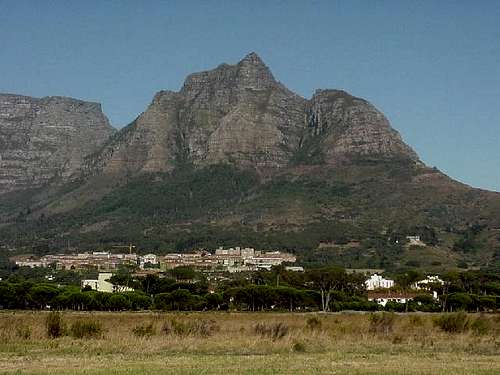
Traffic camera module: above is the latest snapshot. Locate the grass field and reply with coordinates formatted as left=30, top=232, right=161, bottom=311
left=0, top=311, right=499, bottom=374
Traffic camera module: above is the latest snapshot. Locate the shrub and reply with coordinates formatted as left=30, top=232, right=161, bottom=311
left=471, top=316, right=491, bottom=335
left=392, top=334, right=404, bottom=344
left=384, top=301, right=406, bottom=312
left=16, top=325, right=31, bottom=339
left=408, top=315, right=424, bottom=327
left=306, top=316, right=322, bottom=331
left=369, top=312, right=396, bottom=335
left=70, top=320, right=103, bottom=339
left=46, top=311, right=64, bottom=338
left=254, top=322, right=289, bottom=341
left=162, top=319, right=219, bottom=337
left=132, top=323, right=155, bottom=337
left=434, top=312, right=470, bottom=333
left=292, top=341, right=306, bottom=352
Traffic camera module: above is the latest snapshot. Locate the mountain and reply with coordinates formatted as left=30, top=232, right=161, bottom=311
left=0, top=53, right=499, bottom=271
left=84, top=52, right=418, bottom=177
left=0, top=94, right=114, bottom=194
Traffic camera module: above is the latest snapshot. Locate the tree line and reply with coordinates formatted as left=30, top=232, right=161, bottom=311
left=0, top=266, right=498, bottom=312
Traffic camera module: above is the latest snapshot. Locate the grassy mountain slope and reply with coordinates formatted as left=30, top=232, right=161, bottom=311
left=2, top=160, right=498, bottom=271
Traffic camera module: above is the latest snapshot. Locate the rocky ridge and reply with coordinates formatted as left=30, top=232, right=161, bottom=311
left=84, top=53, right=420, bottom=177
left=0, top=94, right=114, bottom=194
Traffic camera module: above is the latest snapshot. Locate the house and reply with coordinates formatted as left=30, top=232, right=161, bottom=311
left=139, top=254, right=158, bottom=268
left=81, top=272, right=134, bottom=293
left=406, top=235, right=426, bottom=246
left=365, top=274, right=395, bottom=290
left=412, top=275, right=443, bottom=300
left=412, top=275, right=444, bottom=289
left=285, top=266, right=304, bottom=272
left=368, top=291, right=418, bottom=306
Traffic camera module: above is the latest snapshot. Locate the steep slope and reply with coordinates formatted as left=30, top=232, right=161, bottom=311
left=1, top=53, right=498, bottom=271
left=0, top=94, right=114, bottom=194
left=85, top=53, right=307, bottom=176
left=300, top=90, right=420, bottom=164
left=84, top=53, right=419, bottom=178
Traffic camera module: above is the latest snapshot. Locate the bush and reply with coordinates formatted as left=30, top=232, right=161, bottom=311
left=132, top=323, right=155, bottom=337
left=16, top=325, right=31, bottom=339
left=46, top=311, right=64, bottom=338
left=408, top=315, right=424, bottom=327
left=254, top=322, right=289, bottom=341
left=369, top=312, right=396, bottom=335
left=70, top=319, right=103, bottom=339
left=471, top=316, right=491, bottom=335
left=384, top=301, right=406, bottom=312
left=292, top=341, right=306, bottom=352
left=434, top=312, right=470, bottom=333
left=162, top=319, right=219, bottom=337
left=306, top=316, right=322, bottom=331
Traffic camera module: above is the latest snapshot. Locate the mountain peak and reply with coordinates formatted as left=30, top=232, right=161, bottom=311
left=236, top=52, right=276, bottom=89
left=240, top=52, right=265, bottom=66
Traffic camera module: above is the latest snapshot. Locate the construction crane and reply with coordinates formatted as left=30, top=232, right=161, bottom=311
left=112, top=244, right=136, bottom=254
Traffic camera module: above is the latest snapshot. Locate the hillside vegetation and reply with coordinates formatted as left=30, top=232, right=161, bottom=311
left=1, top=160, right=499, bottom=271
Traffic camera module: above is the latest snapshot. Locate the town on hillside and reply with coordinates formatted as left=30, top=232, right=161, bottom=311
left=12, top=246, right=298, bottom=274
left=9, top=246, right=453, bottom=308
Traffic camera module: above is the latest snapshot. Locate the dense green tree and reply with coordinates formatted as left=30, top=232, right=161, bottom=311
left=0, top=282, right=15, bottom=309
left=107, top=294, right=130, bottom=311
left=28, top=284, right=59, bottom=309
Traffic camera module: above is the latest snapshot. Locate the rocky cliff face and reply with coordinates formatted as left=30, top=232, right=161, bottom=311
left=0, top=94, right=114, bottom=193
left=303, top=89, right=420, bottom=164
left=85, top=52, right=420, bottom=177
left=85, top=53, right=307, bottom=175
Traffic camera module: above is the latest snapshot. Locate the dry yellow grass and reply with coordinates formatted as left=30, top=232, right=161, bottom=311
left=0, top=311, right=499, bottom=374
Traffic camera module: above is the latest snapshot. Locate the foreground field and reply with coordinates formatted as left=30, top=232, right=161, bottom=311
left=0, top=311, right=499, bottom=374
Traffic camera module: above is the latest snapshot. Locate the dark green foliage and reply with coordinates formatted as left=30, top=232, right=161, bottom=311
left=170, top=266, right=196, bottom=281
left=446, top=292, right=473, bottom=311
left=0, top=282, right=16, bottom=309
left=107, top=294, right=130, bottom=311
left=452, top=224, right=486, bottom=253
left=332, top=299, right=380, bottom=312
left=0, top=266, right=498, bottom=314
left=90, top=165, right=259, bottom=220
left=123, top=292, right=151, bottom=310
left=409, top=295, right=441, bottom=312
left=46, top=311, right=64, bottom=338
left=434, top=312, right=470, bottom=333
left=69, top=319, right=103, bottom=339
left=290, top=135, right=325, bottom=165
left=384, top=301, right=406, bottom=312
left=28, top=284, right=59, bottom=309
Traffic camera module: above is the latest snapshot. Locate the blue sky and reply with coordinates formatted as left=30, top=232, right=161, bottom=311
left=1, top=1, right=499, bottom=191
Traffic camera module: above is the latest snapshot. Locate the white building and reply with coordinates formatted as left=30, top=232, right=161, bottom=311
left=81, top=272, right=134, bottom=293
left=139, top=254, right=158, bottom=268
left=412, top=275, right=444, bottom=290
left=15, top=260, right=45, bottom=268
left=368, top=291, right=417, bottom=306
left=406, top=235, right=426, bottom=246
left=365, top=274, right=395, bottom=290
left=285, top=266, right=304, bottom=272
